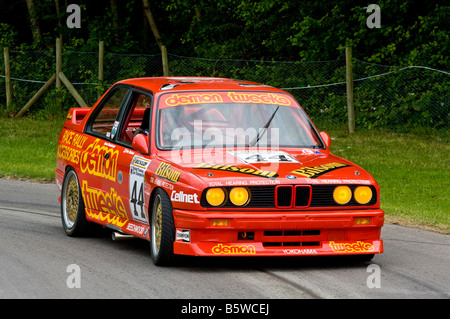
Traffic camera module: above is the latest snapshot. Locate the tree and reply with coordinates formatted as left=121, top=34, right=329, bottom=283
left=110, top=0, right=120, bottom=47
left=142, top=0, right=164, bottom=51
left=25, top=0, right=42, bottom=45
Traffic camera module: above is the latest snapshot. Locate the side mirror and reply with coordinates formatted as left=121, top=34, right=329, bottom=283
left=132, top=133, right=149, bottom=154
left=320, top=132, right=331, bottom=149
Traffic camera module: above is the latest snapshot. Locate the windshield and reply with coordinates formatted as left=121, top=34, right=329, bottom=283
left=156, top=91, right=323, bottom=150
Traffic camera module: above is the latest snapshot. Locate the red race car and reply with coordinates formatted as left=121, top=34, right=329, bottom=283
left=56, top=77, right=384, bottom=265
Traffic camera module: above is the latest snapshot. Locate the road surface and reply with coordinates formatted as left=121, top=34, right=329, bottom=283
left=0, top=178, right=449, bottom=302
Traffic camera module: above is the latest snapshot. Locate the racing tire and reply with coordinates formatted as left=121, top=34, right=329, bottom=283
left=354, top=254, right=375, bottom=262
left=150, top=189, right=175, bottom=266
left=61, top=168, right=91, bottom=237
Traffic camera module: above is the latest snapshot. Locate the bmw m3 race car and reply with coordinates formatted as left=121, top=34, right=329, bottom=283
left=56, top=77, right=384, bottom=266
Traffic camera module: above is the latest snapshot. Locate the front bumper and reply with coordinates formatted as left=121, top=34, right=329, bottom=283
left=172, top=209, right=384, bottom=257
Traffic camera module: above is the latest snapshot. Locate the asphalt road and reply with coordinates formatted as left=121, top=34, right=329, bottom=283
left=0, top=178, right=449, bottom=301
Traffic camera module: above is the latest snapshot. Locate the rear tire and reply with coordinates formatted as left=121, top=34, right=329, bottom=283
left=61, top=168, right=90, bottom=237
left=150, top=189, right=175, bottom=266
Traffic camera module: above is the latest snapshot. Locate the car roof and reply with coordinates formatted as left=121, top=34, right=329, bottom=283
left=116, top=77, right=285, bottom=93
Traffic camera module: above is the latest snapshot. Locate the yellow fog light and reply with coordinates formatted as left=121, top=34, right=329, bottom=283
left=206, top=188, right=226, bottom=207
left=333, top=186, right=352, bottom=204
left=212, top=219, right=229, bottom=226
left=354, top=186, right=373, bottom=204
left=355, top=218, right=371, bottom=225
left=229, top=187, right=250, bottom=206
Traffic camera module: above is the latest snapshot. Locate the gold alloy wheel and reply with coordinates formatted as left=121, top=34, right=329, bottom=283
left=61, top=169, right=93, bottom=237
left=154, top=196, right=162, bottom=251
left=66, top=176, right=79, bottom=224
left=150, top=189, right=175, bottom=265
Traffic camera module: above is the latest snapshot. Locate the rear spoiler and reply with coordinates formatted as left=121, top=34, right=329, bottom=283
left=64, top=107, right=90, bottom=132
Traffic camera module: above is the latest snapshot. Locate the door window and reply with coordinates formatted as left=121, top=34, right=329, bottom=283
left=117, top=92, right=153, bottom=146
left=87, top=87, right=129, bottom=139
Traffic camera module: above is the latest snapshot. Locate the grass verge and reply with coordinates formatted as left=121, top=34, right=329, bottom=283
left=0, top=117, right=448, bottom=233
left=0, top=117, right=64, bottom=181
left=327, top=128, right=449, bottom=234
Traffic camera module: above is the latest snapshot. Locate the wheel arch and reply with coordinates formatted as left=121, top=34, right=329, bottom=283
left=147, top=185, right=173, bottom=223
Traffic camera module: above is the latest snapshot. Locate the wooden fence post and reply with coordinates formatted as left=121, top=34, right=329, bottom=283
left=4, top=47, right=11, bottom=109
left=98, top=40, right=104, bottom=99
left=16, top=74, right=56, bottom=117
left=59, top=72, right=88, bottom=108
left=56, top=38, right=62, bottom=89
left=98, top=41, right=104, bottom=82
left=346, top=46, right=356, bottom=134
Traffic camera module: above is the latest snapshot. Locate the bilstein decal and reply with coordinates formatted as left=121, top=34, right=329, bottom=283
left=155, top=162, right=181, bottom=183
left=193, top=163, right=278, bottom=179
left=290, top=162, right=349, bottom=178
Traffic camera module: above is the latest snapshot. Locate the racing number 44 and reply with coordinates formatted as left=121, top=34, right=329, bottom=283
left=130, top=180, right=145, bottom=220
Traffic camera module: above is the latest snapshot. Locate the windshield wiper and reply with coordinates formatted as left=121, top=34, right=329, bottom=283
left=249, top=105, right=280, bottom=147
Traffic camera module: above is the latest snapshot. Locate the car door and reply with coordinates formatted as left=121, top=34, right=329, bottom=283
left=80, top=86, right=130, bottom=220
left=103, top=89, right=154, bottom=225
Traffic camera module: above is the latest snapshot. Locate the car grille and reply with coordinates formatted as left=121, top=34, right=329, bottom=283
left=262, top=230, right=321, bottom=248
left=200, top=184, right=377, bottom=208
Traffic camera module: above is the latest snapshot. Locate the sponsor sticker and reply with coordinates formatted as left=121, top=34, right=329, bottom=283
left=126, top=222, right=147, bottom=236
left=155, top=162, right=181, bottom=183
left=131, top=156, right=151, bottom=169
left=230, top=150, right=298, bottom=163
left=329, top=241, right=375, bottom=253
left=80, top=139, right=119, bottom=181
left=212, top=244, right=256, bottom=255
left=85, top=209, right=127, bottom=228
left=193, top=163, right=278, bottom=179
left=176, top=229, right=191, bottom=243
left=161, top=92, right=292, bottom=108
left=171, top=190, right=200, bottom=204
left=290, top=162, right=349, bottom=178
left=282, top=248, right=318, bottom=255
left=81, top=180, right=127, bottom=219
left=129, top=156, right=150, bottom=223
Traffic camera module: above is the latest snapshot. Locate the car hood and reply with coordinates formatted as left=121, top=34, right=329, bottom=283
left=156, top=148, right=376, bottom=187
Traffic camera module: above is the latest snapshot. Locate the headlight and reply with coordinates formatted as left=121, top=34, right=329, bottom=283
left=206, top=188, right=226, bottom=206
left=354, top=186, right=373, bottom=204
left=229, top=187, right=250, bottom=206
left=333, top=186, right=352, bottom=204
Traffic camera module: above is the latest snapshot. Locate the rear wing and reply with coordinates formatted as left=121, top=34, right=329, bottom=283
left=64, top=107, right=90, bottom=132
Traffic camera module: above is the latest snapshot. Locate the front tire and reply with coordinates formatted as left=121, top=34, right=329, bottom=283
left=150, top=189, right=175, bottom=266
left=61, top=168, right=90, bottom=237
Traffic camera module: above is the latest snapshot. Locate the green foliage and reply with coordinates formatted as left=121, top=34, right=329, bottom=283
left=0, top=23, right=17, bottom=48
left=0, top=0, right=447, bottom=132
left=329, top=128, right=450, bottom=233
